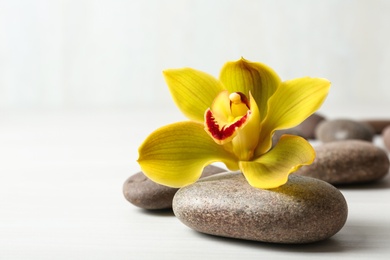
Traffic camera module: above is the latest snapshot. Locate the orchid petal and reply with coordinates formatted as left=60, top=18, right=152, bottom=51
left=163, top=68, right=225, bottom=122
left=219, top=57, right=281, bottom=121
left=239, top=135, right=315, bottom=189
left=255, top=77, right=331, bottom=155
left=138, top=121, right=238, bottom=188
left=232, top=93, right=261, bottom=161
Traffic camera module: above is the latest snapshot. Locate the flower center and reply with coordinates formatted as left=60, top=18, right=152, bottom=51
left=229, top=92, right=249, bottom=118
left=229, top=92, right=242, bottom=104
left=204, top=91, right=250, bottom=145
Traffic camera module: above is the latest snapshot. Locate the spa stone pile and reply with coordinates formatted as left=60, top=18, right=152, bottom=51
left=123, top=113, right=390, bottom=244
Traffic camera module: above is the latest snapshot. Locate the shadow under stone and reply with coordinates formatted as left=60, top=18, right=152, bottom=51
left=192, top=218, right=388, bottom=255
left=337, top=173, right=390, bottom=190
left=193, top=231, right=348, bottom=253
left=138, top=208, right=175, bottom=217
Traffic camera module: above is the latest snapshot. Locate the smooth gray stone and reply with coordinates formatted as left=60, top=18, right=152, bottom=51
left=315, top=119, right=375, bottom=143
left=123, top=165, right=226, bottom=210
left=295, top=140, right=390, bottom=184
left=173, top=172, right=348, bottom=244
left=361, top=119, right=390, bottom=134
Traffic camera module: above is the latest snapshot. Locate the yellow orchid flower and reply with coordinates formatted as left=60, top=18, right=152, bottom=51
left=138, top=58, right=330, bottom=189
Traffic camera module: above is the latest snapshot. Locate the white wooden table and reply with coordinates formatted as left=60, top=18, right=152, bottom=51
left=1, top=108, right=390, bottom=259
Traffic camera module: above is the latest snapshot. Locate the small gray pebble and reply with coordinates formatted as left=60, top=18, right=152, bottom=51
left=123, top=165, right=226, bottom=210
left=315, top=119, right=375, bottom=142
left=295, top=140, right=389, bottom=184
left=173, top=172, right=348, bottom=244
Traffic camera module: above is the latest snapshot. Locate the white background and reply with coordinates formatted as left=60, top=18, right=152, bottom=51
left=1, top=1, right=390, bottom=259
left=1, top=0, right=390, bottom=114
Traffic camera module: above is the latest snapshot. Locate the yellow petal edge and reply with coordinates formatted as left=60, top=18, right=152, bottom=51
left=239, top=135, right=315, bottom=189
left=163, top=68, right=224, bottom=123
left=255, top=77, right=331, bottom=155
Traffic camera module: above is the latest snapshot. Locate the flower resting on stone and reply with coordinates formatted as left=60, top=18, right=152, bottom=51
left=137, top=58, right=330, bottom=189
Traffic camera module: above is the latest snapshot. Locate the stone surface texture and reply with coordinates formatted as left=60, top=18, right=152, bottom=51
left=295, top=140, right=390, bottom=184
left=123, top=165, right=225, bottom=210
left=315, top=119, right=375, bottom=143
left=173, top=172, right=348, bottom=244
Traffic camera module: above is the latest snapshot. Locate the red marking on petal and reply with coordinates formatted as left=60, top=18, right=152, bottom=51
left=205, top=109, right=249, bottom=142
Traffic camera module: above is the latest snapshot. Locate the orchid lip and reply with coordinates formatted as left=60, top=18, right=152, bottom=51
left=205, top=108, right=250, bottom=144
